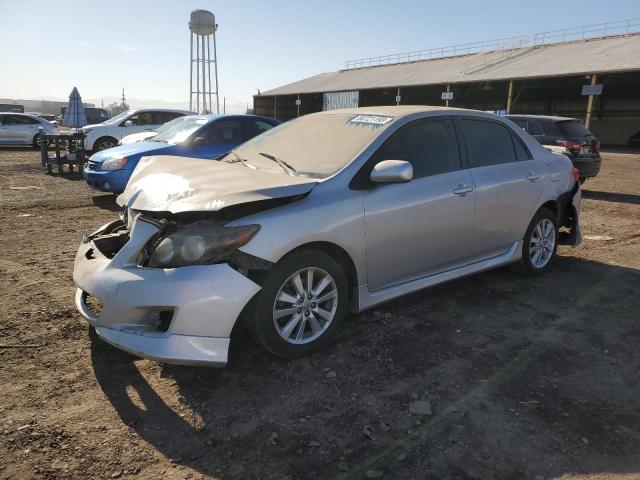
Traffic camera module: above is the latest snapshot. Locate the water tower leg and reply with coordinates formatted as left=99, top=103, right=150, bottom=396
left=201, top=34, right=207, bottom=113
left=189, top=33, right=193, bottom=111
left=213, top=28, right=220, bottom=114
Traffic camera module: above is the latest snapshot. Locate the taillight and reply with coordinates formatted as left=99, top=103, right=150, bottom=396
left=592, top=142, right=600, bottom=152
left=572, top=167, right=580, bottom=183
left=556, top=139, right=581, bottom=154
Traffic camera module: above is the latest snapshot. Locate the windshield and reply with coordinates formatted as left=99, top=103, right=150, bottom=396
left=151, top=116, right=209, bottom=144
left=103, top=111, right=132, bottom=125
left=226, top=112, right=395, bottom=178
left=154, top=116, right=187, bottom=135
left=557, top=120, right=591, bottom=138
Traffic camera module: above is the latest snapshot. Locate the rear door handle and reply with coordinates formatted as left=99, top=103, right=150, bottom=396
left=526, top=172, right=540, bottom=182
left=453, top=184, right=474, bottom=196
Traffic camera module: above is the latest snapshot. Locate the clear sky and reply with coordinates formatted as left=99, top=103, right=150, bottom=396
left=1, top=0, right=638, bottom=113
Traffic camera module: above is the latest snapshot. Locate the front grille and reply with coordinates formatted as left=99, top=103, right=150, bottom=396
left=87, top=160, right=98, bottom=170
left=82, top=292, right=103, bottom=317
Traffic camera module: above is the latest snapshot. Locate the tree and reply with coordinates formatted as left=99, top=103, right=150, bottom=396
left=105, top=87, right=129, bottom=116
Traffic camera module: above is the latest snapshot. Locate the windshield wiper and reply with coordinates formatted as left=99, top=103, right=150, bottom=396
left=259, top=152, right=296, bottom=176
left=226, top=150, right=255, bottom=169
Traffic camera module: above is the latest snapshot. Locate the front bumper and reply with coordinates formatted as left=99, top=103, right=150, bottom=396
left=73, top=215, right=261, bottom=366
left=84, top=168, right=131, bottom=193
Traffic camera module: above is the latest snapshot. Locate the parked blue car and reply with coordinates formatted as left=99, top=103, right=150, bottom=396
left=84, top=114, right=280, bottom=193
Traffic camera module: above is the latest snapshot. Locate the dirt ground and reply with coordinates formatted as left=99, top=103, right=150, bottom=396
left=0, top=148, right=639, bottom=480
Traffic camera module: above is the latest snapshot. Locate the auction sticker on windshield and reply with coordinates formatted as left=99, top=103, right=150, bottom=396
left=349, top=114, right=393, bottom=126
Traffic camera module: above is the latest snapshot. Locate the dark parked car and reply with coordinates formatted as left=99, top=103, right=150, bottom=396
left=0, top=104, right=24, bottom=113
left=507, top=115, right=600, bottom=182
left=60, top=106, right=110, bottom=125
left=628, top=131, right=640, bottom=147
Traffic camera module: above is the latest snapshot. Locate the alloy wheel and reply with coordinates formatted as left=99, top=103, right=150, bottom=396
left=272, top=267, right=338, bottom=344
left=529, top=218, right=556, bottom=269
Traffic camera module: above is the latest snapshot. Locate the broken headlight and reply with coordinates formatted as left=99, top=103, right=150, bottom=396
left=144, top=224, right=260, bottom=268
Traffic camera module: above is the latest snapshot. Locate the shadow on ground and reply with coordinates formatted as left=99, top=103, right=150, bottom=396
left=91, top=194, right=120, bottom=212
left=91, top=256, right=640, bottom=479
left=582, top=189, right=640, bottom=205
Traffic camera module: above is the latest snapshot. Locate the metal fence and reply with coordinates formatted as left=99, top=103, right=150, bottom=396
left=343, top=18, right=640, bottom=70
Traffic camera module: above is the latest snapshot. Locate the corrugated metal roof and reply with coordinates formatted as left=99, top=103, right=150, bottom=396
left=259, top=34, right=640, bottom=96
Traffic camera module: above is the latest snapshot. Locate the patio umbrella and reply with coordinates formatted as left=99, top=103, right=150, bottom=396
left=61, top=87, right=87, bottom=128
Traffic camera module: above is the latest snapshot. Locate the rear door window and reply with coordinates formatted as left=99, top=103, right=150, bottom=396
left=154, top=112, right=184, bottom=124
left=370, top=119, right=461, bottom=179
left=202, top=119, right=242, bottom=144
left=556, top=120, right=590, bottom=138
left=242, top=119, right=276, bottom=141
left=4, top=115, right=38, bottom=125
left=512, top=134, right=531, bottom=161
left=461, top=119, right=517, bottom=167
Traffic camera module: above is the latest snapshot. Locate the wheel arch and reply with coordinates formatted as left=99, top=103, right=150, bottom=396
left=538, top=199, right=558, bottom=220
left=93, top=135, right=119, bottom=151
left=232, top=240, right=360, bottom=341
left=280, top=241, right=359, bottom=309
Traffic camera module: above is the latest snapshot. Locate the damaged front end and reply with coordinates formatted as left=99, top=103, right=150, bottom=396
left=74, top=196, right=312, bottom=367
left=73, top=154, right=321, bottom=365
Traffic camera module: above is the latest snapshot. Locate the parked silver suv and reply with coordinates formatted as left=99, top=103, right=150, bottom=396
left=73, top=106, right=582, bottom=366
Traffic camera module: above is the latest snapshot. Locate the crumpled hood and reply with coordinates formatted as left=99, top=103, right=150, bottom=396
left=116, top=155, right=317, bottom=214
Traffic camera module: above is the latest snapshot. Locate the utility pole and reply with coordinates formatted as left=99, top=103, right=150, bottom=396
left=585, top=74, right=597, bottom=129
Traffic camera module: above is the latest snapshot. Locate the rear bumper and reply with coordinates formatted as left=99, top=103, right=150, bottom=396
left=558, top=182, right=582, bottom=247
left=571, top=155, right=601, bottom=178
left=73, top=215, right=261, bottom=366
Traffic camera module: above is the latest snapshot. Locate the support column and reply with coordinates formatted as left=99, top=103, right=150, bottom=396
left=585, top=74, right=597, bottom=129
left=274, top=96, right=277, bottom=120
left=297, top=94, right=300, bottom=117
left=396, top=87, right=401, bottom=106
left=506, top=80, right=514, bottom=114
left=445, top=84, right=450, bottom=107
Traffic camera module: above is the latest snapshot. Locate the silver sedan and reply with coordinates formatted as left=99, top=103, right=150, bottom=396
left=73, top=106, right=582, bottom=366
left=0, top=112, right=59, bottom=148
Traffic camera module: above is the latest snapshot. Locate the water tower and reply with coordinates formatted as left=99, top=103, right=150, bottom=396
left=189, top=10, right=219, bottom=114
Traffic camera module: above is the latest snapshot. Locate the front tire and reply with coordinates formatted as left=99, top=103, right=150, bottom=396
left=93, top=137, right=118, bottom=152
left=514, top=207, right=558, bottom=276
left=248, top=250, right=348, bottom=359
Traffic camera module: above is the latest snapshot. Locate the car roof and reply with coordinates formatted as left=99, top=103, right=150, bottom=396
left=128, top=108, right=196, bottom=114
left=320, top=105, right=466, bottom=116
left=0, top=112, right=40, bottom=119
left=185, top=113, right=279, bottom=122
left=506, top=114, right=577, bottom=122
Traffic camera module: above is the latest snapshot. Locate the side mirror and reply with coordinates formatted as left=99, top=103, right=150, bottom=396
left=370, top=160, right=413, bottom=184
left=124, top=120, right=133, bottom=127
left=192, top=136, right=206, bottom=146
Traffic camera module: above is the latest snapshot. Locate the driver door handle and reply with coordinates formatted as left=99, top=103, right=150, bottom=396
left=453, top=184, right=474, bottom=196
left=526, top=171, right=540, bottom=182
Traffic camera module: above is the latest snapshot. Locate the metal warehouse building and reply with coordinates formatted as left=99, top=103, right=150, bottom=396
left=254, top=20, right=640, bottom=146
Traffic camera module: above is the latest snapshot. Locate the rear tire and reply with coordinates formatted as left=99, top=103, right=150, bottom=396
left=513, top=207, right=558, bottom=277
left=247, top=250, right=348, bottom=359
left=32, top=134, right=49, bottom=150
left=579, top=177, right=587, bottom=185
